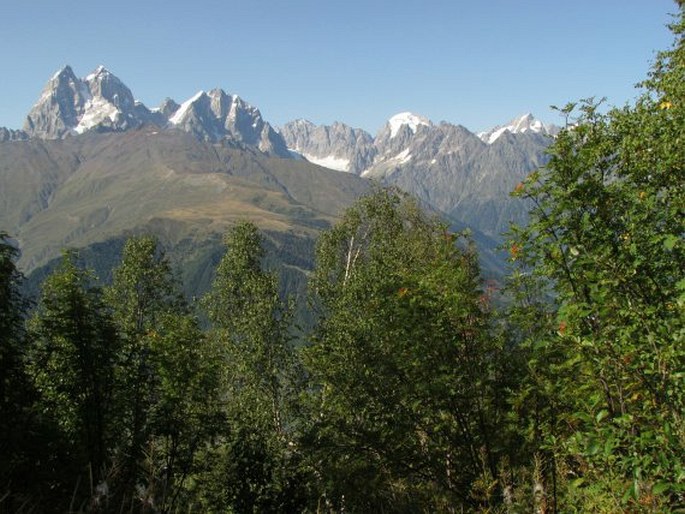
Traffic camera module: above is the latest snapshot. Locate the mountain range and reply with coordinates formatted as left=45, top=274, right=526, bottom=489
left=0, top=65, right=559, bottom=297
left=281, top=111, right=557, bottom=238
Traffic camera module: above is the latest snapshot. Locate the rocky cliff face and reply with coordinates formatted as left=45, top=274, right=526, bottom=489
left=279, top=119, right=377, bottom=172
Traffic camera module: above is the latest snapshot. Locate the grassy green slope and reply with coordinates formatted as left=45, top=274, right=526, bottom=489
left=1, top=128, right=368, bottom=274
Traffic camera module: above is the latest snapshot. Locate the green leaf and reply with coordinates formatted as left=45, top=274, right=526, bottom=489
left=570, top=478, right=585, bottom=489
left=664, top=234, right=679, bottom=250
left=587, top=439, right=601, bottom=456
left=652, top=482, right=670, bottom=495
left=622, top=480, right=639, bottom=503
left=595, top=409, right=609, bottom=423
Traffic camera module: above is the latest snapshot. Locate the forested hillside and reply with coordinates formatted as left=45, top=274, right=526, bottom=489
left=1, top=5, right=683, bottom=514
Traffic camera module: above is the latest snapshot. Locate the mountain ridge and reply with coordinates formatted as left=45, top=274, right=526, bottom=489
left=0, top=128, right=371, bottom=287
left=3, top=65, right=559, bottom=152
left=15, top=65, right=290, bottom=157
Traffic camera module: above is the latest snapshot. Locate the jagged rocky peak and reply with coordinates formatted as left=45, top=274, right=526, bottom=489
left=157, top=98, right=180, bottom=118
left=19, top=65, right=291, bottom=157
left=370, top=112, right=433, bottom=163
left=168, top=89, right=237, bottom=130
left=76, top=65, right=146, bottom=134
left=206, top=88, right=234, bottom=120
left=46, top=65, right=83, bottom=97
left=168, top=90, right=210, bottom=125
left=281, top=119, right=373, bottom=148
left=24, top=65, right=91, bottom=138
left=23, top=65, right=146, bottom=138
left=279, top=119, right=315, bottom=150
left=218, top=91, right=290, bottom=157
left=478, top=113, right=559, bottom=144
left=165, top=88, right=289, bottom=157
left=46, top=65, right=82, bottom=93
left=83, top=65, right=135, bottom=110
left=224, top=93, right=265, bottom=134
left=289, top=118, right=316, bottom=129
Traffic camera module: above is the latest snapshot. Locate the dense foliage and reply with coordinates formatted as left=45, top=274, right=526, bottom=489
left=0, top=5, right=683, bottom=512
left=302, top=188, right=506, bottom=511
left=505, top=7, right=685, bottom=510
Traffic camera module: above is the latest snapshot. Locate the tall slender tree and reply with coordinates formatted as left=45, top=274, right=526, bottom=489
left=27, top=250, right=118, bottom=507
left=104, top=235, right=220, bottom=512
left=201, top=222, right=306, bottom=512
left=104, top=236, right=183, bottom=486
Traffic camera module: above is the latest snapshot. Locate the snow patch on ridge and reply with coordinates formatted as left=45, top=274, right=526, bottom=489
left=480, top=126, right=510, bottom=144
left=393, top=148, right=412, bottom=164
left=287, top=149, right=306, bottom=160
left=169, top=91, right=205, bottom=125
left=74, top=96, right=119, bottom=134
left=302, top=152, right=351, bottom=172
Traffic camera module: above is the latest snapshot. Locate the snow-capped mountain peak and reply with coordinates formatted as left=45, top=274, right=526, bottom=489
left=25, top=65, right=146, bottom=138
left=387, top=112, right=431, bottom=138
left=19, top=65, right=290, bottom=157
left=84, top=64, right=110, bottom=82
left=83, top=66, right=132, bottom=102
left=77, top=66, right=139, bottom=133
left=511, top=113, right=539, bottom=131
left=478, top=113, right=557, bottom=144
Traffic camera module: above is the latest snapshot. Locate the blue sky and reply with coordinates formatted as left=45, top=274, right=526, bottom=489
left=0, top=0, right=677, bottom=134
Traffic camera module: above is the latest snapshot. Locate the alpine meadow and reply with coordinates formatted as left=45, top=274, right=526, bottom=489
left=0, top=3, right=683, bottom=513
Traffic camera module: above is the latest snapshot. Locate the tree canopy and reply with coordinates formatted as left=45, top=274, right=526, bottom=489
left=0, top=5, right=683, bottom=512
left=507, top=6, right=685, bottom=509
